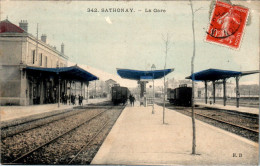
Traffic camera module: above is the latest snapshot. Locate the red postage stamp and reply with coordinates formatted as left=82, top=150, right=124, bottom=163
left=206, top=0, right=249, bottom=50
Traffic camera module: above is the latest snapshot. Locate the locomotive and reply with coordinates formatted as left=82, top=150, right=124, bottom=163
left=111, top=85, right=130, bottom=105
left=167, top=84, right=192, bottom=107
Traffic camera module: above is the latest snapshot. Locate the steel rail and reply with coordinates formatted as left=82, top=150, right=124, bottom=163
left=185, top=110, right=259, bottom=133
left=1, top=108, right=73, bottom=130
left=1, top=109, right=91, bottom=138
left=165, top=104, right=258, bottom=120
left=68, top=120, right=110, bottom=164
left=68, top=104, right=126, bottom=164
left=10, top=107, right=113, bottom=164
left=162, top=103, right=259, bottom=133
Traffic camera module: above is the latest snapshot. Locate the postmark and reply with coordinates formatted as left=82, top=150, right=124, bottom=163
left=206, top=0, right=249, bottom=50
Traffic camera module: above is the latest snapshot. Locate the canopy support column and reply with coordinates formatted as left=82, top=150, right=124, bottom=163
left=69, top=81, right=72, bottom=105
left=58, top=77, right=61, bottom=107
left=81, top=82, right=83, bottom=95
left=212, top=81, right=215, bottom=104
left=204, top=81, right=207, bottom=104
left=138, top=81, right=147, bottom=106
left=223, top=79, right=226, bottom=106
left=86, top=81, right=89, bottom=103
left=83, top=82, right=86, bottom=99
left=40, top=79, right=44, bottom=104
left=140, top=81, right=147, bottom=98
left=236, top=76, right=240, bottom=108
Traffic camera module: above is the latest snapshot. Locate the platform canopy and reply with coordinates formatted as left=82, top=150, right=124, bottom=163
left=117, top=68, right=174, bottom=80
left=26, top=65, right=99, bottom=82
left=185, top=68, right=259, bottom=81
left=185, top=68, right=259, bottom=107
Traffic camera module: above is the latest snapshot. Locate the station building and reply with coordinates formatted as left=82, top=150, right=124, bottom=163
left=0, top=19, right=97, bottom=106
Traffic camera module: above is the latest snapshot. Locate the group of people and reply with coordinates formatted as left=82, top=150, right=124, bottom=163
left=61, top=93, right=84, bottom=106
left=129, top=94, right=135, bottom=107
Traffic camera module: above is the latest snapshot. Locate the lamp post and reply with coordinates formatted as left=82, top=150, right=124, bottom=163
left=151, top=64, right=156, bottom=114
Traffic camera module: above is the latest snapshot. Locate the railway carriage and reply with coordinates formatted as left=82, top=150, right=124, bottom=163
left=167, top=84, right=192, bottom=106
left=111, top=85, right=130, bottom=105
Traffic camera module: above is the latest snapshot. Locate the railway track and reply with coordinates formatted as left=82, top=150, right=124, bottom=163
left=158, top=102, right=259, bottom=142
left=2, top=103, right=113, bottom=138
left=2, top=104, right=125, bottom=164
left=68, top=120, right=110, bottom=164
left=9, top=107, right=112, bottom=164
left=196, top=100, right=259, bottom=108
left=185, top=109, right=259, bottom=134
left=2, top=108, right=88, bottom=138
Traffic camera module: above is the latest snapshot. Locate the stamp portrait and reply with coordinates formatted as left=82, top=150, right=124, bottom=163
left=206, top=0, right=249, bottom=49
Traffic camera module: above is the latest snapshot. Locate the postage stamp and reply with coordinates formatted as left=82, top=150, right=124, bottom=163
left=206, top=0, right=249, bottom=50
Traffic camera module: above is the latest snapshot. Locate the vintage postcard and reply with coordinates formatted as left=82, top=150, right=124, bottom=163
left=0, top=0, right=259, bottom=165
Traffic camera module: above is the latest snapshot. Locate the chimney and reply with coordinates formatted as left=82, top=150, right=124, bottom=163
left=61, top=43, right=64, bottom=54
left=19, top=20, right=28, bottom=32
left=41, top=34, right=47, bottom=43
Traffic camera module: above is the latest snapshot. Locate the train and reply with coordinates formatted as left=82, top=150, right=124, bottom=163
left=167, top=84, right=192, bottom=107
left=111, top=85, right=130, bottom=105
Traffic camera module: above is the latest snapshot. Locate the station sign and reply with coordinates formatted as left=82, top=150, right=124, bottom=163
left=140, top=76, right=153, bottom=82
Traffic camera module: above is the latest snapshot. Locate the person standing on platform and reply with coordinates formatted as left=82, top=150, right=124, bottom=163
left=129, top=94, right=133, bottom=106
left=78, top=94, right=83, bottom=106
left=80, top=95, right=84, bottom=106
left=71, top=93, right=75, bottom=105
left=132, top=96, right=135, bottom=107
left=64, top=94, right=68, bottom=105
left=73, top=94, right=76, bottom=105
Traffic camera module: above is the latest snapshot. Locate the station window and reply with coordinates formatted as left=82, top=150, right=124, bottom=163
left=32, top=50, right=35, bottom=64
left=45, top=56, right=47, bottom=67
left=39, top=53, right=43, bottom=66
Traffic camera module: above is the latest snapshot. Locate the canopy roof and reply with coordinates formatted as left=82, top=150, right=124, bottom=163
left=186, top=68, right=259, bottom=81
left=117, top=68, right=174, bottom=80
left=26, top=65, right=98, bottom=82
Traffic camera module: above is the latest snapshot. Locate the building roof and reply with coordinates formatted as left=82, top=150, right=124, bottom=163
left=105, top=79, right=117, bottom=83
left=186, top=68, right=259, bottom=81
left=0, top=19, right=69, bottom=60
left=26, top=65, right=99, bottom=82
left=117, top=68, right=174, bottom=80
left=0, top=19, right=25, bottom=33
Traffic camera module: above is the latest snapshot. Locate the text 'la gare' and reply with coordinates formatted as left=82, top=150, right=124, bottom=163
left=145, top=8, right=166, bottom=13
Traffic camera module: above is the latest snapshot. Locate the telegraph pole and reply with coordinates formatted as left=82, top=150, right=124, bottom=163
left=162, top=33, right=170, bottom=124
left=190, top=0, right=196, bottom=155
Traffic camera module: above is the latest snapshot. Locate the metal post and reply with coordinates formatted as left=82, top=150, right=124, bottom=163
left=236, top=76, right=240, bottom=108
left=223, top=79, right=226, bottom=106
left=152, top=75, right=155, bottom=114
left=213, top=81, right=215, bottom=104
left=204, top=81, right=207, bottom=104
left=163, top=75, right=165, bottom=124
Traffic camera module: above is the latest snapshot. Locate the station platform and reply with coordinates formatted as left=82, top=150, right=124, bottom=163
left=196, top=102, right=259, bottom=115
left=91, top=103, right=258, bottom=165
left=0, top=98, right=108, bottom=122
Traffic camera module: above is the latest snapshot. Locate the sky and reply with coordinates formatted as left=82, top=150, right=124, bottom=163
left=1, top=0, right=259, bottom=87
